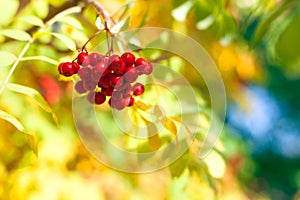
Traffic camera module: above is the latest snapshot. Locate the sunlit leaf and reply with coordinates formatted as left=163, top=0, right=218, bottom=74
left=203, top=150, right=226, bottom=178
left=0, top=0, right=19, bottom=26
left=0, top=109, right=25, bottom=132
left=57, top=16, right=83, bottom=30
left=168, top=169, right=190, bottom=200
left=6, top=83, right=58, bottom=125
left=164, top=117, right=177, bottom=136
left=32, top=0, right=49, bottom=18
left=0, top=51, right=16, bottom=67
left=51, top=33, right=76, bottom=51
left=19, top=15, right=44, bottom=27
left=111, top=17, right=130, bottom=33
left=0, top=29, right=31, bottom=41
left=21, top=56, right=59, bottom=65
left=134, top=99, right=151, bottom=111
left=153, top=104, right=165, bottom=121
left=171, top=0, right=193, bottom=22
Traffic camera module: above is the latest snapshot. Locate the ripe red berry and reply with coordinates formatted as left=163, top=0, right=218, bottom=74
left=124, top=67, right=138, bottom=82
left=133, top=83, right=145, bottom=96
left=95, top=61, right=108, bottom=74
left=61, top=62, right=75, bottom=77
left=58, top=62, right=64, bottom=74
left=87, top=91, right=95, bottom=104
left=109, top=76, right=122, bottom=87
left=135, top=58, right=152, bottom=75
left=127, top=96, right=135, bottom=107
left=94, top=92, right=106, bottom=105
left=77, top=52, right=89, bottom=65
left=98, top=75, right=111, bottom=89
left=89, top=53, right=104, bottom=66
left=114, top=98, right=128, bottom=110
left=78, top=67, right=91, bottom=80
left=121, top=52, right=135, bottom=66
left=83, top=80, right=96, bottom=91
left=109, top=55, right=126, bottom=75
left=72, top=62, right=80, bottom=74
left=74, top=81, right=86, bottom=94
left=101, top=87, right=114, bottom=96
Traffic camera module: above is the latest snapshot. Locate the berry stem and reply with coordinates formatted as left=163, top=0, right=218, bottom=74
left=81, top=28, right=105, bottom=52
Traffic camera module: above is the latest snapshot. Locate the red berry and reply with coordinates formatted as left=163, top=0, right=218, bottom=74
left=94, top=92, right=106, bottom=105
left=61, top=62, right=75, bottom=77
left=109, top=76, right=122, bottom=87
left=58, top=62, right=64, bottom=74
left=98, top=75, right=111, bottom=89
left=89, top=53, right=104, bottom=66
left=112, top=90, right=123, bottom=100
left=114, top=81, right=130, bottom=91
left=133, top=83, right=145, bottom=96
left=72, top=62, right=80, bottom=74
left=127, top=96, right=135, bottom=107
left=83, top=80, right=96, bottom=91
left=78, top=67, right=91, bottom=80
left=121, top=52, right=135, bottom=66
left=77, top=52, right=89, bottom=65
left=87, top=91, right=95, bottom=104
left=135, top=58, right=153, bottom=75
left=74, top=81, right=86, bottom=94
left=95, top=61, right=108, bottom=74
left=114, top=98, right=128, bottom=110
left=124, top=66, right=138, bottom=82
left=109, top=55, right=126, bottom=75
left=101, top=87, right=114, bottom=96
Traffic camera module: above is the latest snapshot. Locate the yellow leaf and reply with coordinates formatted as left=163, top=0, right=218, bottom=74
left=129, top=0, right=149, bottom=28
left=25, top=134, right=38, bottom=157
left=134, top=99, right=151, bottom=111
left=147, top=123, right=162, bottom=150
left=153, top=104, right=165, bottom=121
left=164, top=117, right=177, bottom=136
left=203, top=150, right=226, bottom=179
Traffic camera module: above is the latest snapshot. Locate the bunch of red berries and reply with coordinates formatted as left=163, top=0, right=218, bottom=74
left=58, top=52, right=152, bottom=110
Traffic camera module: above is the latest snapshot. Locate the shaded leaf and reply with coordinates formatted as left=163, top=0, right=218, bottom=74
left=0, top=51, right=16, bottom=67
left=6, top=83, right=58, bottom=125
left=51, top=33, right=76, bottom=51
left=19, top=15, right=44, bottom=27
left=147, top=123, right=162, bottom=150
left=24, top=134, right=38, bottom=157
left=0, top=29, right=31, bottom=41
left=0, top=109, right=38, bottom=156
left=154, top=104, right=165, bottom=120
left=252, top=0, right=297, bottom=46
left=57, top=16, right=83, bottom=30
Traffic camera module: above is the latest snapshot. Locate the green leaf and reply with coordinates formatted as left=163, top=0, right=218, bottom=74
left=32, top=0, right=49, bottom=18
left=0, top=51, right=16, bottom=67
left=0, top=29, right=32, bottom=41
left=51, top=33, right=76, bottom=51
left=6, top=83, right=58, bottom=125
left=252, top=0, right=297, bottom=46
left=19, top=15, right=44, bottom=27
left=0, top=0, right=19, bottom=26
left=57, top=16, right=83, bottom=30
left=21, top=56, right=59, bottom=65
left=0, top=109, right=25, bottom=132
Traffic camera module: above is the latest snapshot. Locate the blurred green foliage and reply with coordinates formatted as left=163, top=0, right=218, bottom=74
left=0, top=0, right=300, bottom=199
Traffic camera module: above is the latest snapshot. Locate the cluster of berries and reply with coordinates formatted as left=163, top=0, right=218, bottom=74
left=58, top=52, right=152, bottom=110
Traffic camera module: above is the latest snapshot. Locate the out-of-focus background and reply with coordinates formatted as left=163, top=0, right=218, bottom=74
left=0, top=0, right=300, bottom=199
